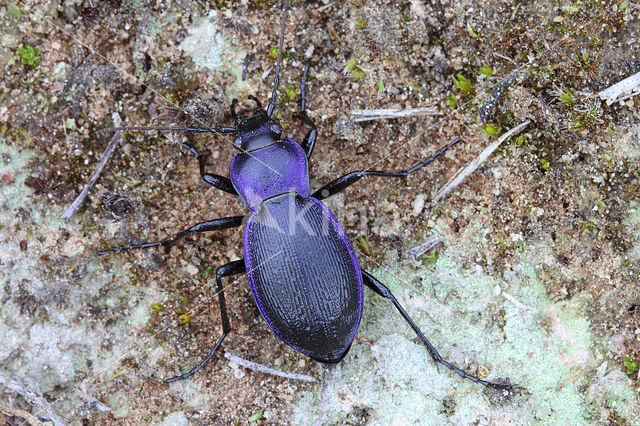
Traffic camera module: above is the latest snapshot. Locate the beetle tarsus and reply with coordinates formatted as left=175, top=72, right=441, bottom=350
left=361, top=270, right=512, bottom=390
left=181, top=142, right=239, bottom=196
left=97, top=216, right=244, bottom=255
left=296, top=65, right=318, bottom=158
left=266, top=0, right=289, bottom=117
left=312, top=137, right=462, bottom=200
left=164, top=260, right=245, bottom=383
left=165, top=333, right=228, bottom=383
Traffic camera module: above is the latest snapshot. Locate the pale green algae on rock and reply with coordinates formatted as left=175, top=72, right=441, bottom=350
left=292, top=240, right=639, bottom=424
left=179, top=15, right=248, bottom=98
left=0, top=142, right=164, bottom=420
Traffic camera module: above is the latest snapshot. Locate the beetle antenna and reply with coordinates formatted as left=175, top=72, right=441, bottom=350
left=266, top=0, right=288, bottom=117
left=99, top=126, right=236, bottom=133
left=231, top=99, right=239, bottom=120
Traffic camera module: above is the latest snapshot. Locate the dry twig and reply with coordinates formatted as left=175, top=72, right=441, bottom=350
left=598, top=71, right=640, bottom=105
left=61, top=113, right=124, bottom=220
left=434, top=121, right=530, bottom=202
left=0, top=402, right=42, bottom=426
left=404, top=235, right=443, bottom=260
left=224, top=352, right=317, bottom=382
left=0, top=376, right=63, bottom=425
left=350, top=107, right=439, bottom=122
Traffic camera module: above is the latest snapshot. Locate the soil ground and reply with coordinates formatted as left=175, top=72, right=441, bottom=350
left=1, top=0, right=639, bottom=424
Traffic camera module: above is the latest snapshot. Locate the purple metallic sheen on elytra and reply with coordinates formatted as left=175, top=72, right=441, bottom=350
left=243, top=192, right=363, bottom=363
left=229, top=139, right=308, bottom=213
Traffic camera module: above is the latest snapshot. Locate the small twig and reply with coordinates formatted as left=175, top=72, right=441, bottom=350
left=61, top=113, right=123, bottom=220
left=0, top=376, right=64, bottom=426
left=492, top=52, right=517, bottom=65
left=434, top=121, right=530, bottom=202
left=0, top=402, right=42, bottom=426
left=404, top=235, right=443, bottom=260
left=224, top=352, right=317, bottom=383
left=502, top=291, right=535, bottom=312
left=350, top=107, right=439, bottom=122
left=538, top=93, right=548, bottom=119
left=598, top=71, right=640, bottom=105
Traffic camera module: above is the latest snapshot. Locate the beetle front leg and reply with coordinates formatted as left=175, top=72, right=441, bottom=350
left=296, top=65, right=317, bottom=158
left=312, top=137, right=461, bottom=200
left=165, top=259, right=246, bottom=383
left=181, top=142, right=238, bottom=196
left=97, top=215, right=244, bottom=255
left=361, top=270, right=512, bottom=390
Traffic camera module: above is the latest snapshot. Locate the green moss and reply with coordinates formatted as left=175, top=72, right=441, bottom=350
left=17, top=44, right=41, bottom=66
left=452, top=74, right=473, bottom=94
left=344, top=58, right=365, bottom=80
left=446, top=94, right=458, bottom=109
left=482, top=123, right=499, bottom=135
left=479, top=64, right=493, bottom=77
left=285, top=83, right=299, bottom=100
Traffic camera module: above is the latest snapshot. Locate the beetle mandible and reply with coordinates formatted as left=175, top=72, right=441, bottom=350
left=99, top=1, right=512, bottom=390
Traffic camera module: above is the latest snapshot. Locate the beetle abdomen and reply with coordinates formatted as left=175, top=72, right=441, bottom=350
left=244, top=192, right=363, bottom=363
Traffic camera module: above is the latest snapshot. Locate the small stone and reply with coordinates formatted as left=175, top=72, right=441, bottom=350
left=186, top=264, right=198, bottom=275
left=411, top=193, right=425, bottom=216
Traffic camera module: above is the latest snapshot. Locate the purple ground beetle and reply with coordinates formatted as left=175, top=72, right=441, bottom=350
left=99, top=1, right=512, bottom=390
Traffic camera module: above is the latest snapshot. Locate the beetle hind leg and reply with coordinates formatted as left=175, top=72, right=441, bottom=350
left=165, top=259, right=246, bottom=383
left=361, top=270, right=512, bottom=390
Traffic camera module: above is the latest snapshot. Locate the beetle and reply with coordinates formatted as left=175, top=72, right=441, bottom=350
left=99, top=1, right=511, bottom=390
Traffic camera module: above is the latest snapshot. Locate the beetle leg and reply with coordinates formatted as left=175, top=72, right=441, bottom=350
left=295, top=65, right=317, bottom=159
left=165, top=259, right=246, bottom=383
left=361, top=270, right=512, bottom=390
left=181, top=142, right=238, bottom=196
left=266, top=1, right=289, bottom=117
left=97, top=215, right=244, bottom=255
left=312, top=137, right=461, bottom=200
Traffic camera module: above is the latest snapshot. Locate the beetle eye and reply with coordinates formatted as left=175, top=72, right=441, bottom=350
left=271, top=124, right=282, bottom=135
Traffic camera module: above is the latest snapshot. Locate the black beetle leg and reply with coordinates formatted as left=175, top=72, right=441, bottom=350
left=266, top=1, right=289, bottom=117
left=165, top=259, right=246, bottom=383
left=181, top=142, right=238, bottom=196
left=295, top=65, right=317, bottom=159
left=361, top=270, right=511, bottom=390
left=97, top=216, right=244, bottom=255
left=312, top=137, right=461, bottom=200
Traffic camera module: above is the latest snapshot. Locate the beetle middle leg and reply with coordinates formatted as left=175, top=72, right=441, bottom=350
left=165, top=259, right=246, bottom=383
left=361, top=270, right=511, bottom=390
left=312, top=137, right=461, bottom=200
left=295, top=65, right=317, bottom=158
left=97, top=215, right=244, bottom=255
left=181, top=142, right=238, bottom=196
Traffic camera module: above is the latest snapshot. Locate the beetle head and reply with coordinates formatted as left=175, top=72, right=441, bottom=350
left=233, top=105, right=282, bottom=152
